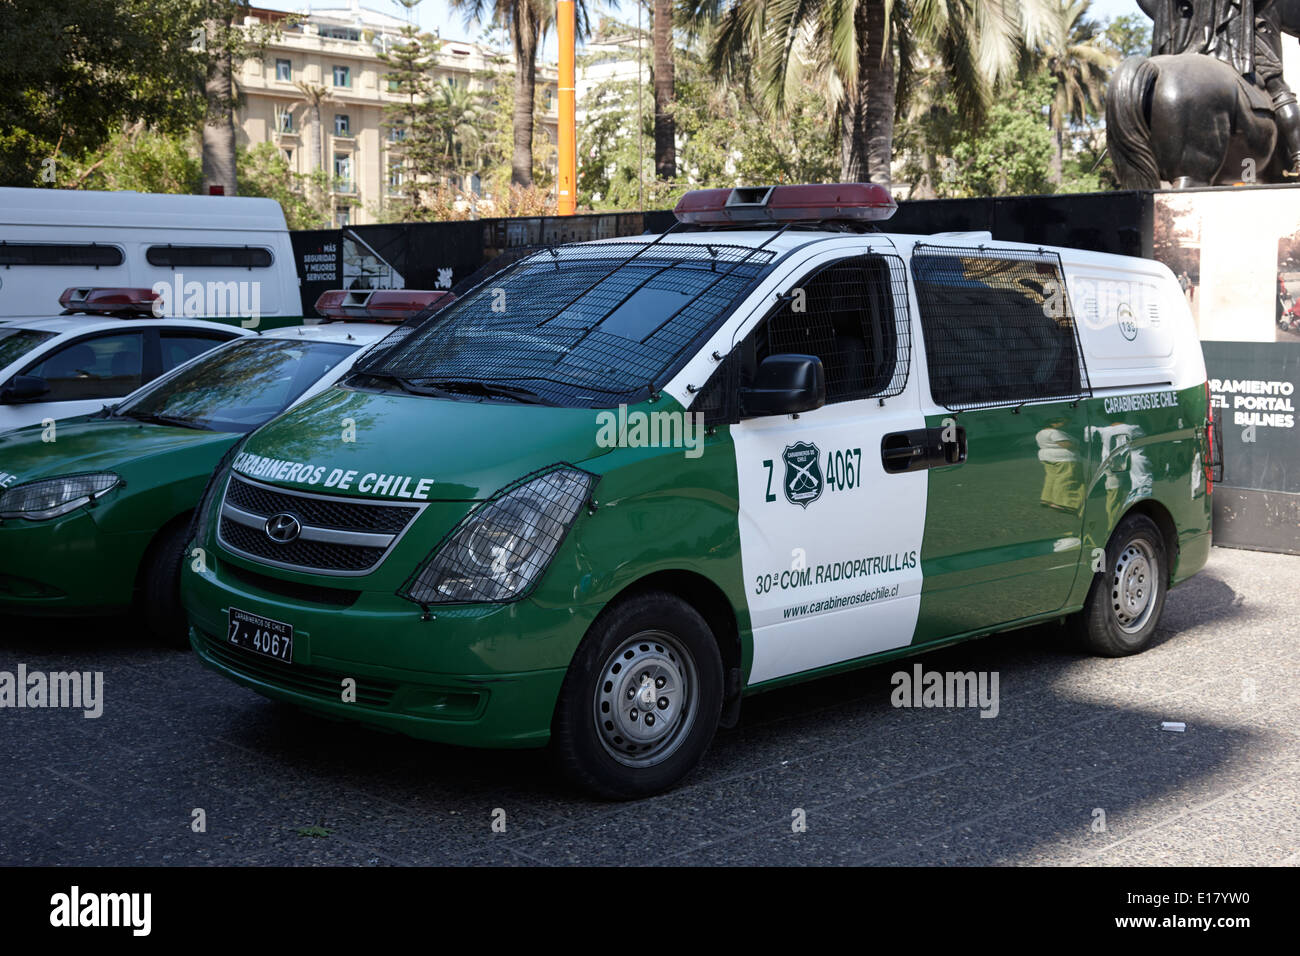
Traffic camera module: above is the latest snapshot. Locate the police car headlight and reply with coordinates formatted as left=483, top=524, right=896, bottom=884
left=0, top=473, right=123, bottom=521
left=399, top=466, right=597, bottom=605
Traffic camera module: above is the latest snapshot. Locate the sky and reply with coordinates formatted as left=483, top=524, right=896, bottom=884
left=250, top=0, right=1150, bottom=64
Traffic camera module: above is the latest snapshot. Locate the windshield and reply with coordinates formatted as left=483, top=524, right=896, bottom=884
left=0, top=328, right=58, bottom=369
left=115, top=337, right=356, bottom=433
left=352, top=240, right=775, bottom=407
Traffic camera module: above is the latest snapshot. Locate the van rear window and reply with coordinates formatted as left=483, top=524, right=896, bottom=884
left=146, top=246, right=273, bottom=268
left=910, top=248, right=1089, bottom=409
left=0, top=243, right=124, bottom=267
left=353, top=241, right=775, bottom=407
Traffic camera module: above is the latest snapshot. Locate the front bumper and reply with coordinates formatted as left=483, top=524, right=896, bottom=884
left=183, top=555, right=595, bottom=749
left=0, top=509, right=147, bottom=613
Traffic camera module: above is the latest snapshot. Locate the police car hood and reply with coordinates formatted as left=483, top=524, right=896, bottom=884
left=0, top=416, right=235, bottom=488
left=231, top=387, right=614, bottom=502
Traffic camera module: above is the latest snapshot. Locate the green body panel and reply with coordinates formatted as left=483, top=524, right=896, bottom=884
left=916, top=384, right=1212, bottom=645
left=0, top=417, right=237, bottom=612
left=915, top=399, right=1089, bottom=643
left=186, top=394, right=752, bottom=748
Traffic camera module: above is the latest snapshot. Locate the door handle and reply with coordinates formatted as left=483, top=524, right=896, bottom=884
left=881, top=426, right=967, bottom=473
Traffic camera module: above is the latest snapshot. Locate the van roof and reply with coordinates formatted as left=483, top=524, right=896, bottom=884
left=581, top=228, right=1170, bottom=277
left=0, top=188, right=289, bottom=233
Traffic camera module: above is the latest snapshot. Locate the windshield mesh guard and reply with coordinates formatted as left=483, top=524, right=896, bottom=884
left=353, top=241, right=777, bottom=407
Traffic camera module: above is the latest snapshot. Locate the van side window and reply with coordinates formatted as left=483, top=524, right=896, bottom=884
left=0, top=243, right=124, bottom=267
left=910, top=249, right=1086, bottom=409
left=146, top=246, right=273, bottom=269
left=751, top=254, right=910, bottom=405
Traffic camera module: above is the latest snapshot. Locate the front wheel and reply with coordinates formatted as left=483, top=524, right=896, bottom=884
left=1071, top=513, right=1169, bottom=656
left=552, top=591, right=723, bottom=799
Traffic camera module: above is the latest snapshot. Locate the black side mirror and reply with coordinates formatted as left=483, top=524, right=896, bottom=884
left=0, top=375, right=50, bottom=404
left=741, top=354, right=826, bottom=417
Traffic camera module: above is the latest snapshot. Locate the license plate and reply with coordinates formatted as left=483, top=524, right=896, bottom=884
left=227, top=607, right=294, bottom=663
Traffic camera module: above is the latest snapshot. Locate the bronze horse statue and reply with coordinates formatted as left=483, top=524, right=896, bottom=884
left=1108, top=0, right=1300, bottom=187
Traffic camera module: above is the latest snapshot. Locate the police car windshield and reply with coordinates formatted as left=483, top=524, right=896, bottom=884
left=115, top=338, right=356, bottom=433
left=352, top=241, right=775, bottom=407
left=0, top=328, right=57, bottom=369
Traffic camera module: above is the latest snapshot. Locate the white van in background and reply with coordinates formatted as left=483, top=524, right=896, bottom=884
left=0, top=188, right=301, bottom=320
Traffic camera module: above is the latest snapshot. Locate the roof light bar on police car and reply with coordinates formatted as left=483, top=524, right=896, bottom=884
left=313, top=289, right=455, bottom=323
left=58, top=287, right=162, bottom=317
left=673, top=182, right=897, bottom=225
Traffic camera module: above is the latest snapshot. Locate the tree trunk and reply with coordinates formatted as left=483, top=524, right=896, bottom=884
left=653, top=0, right=676, bottom=179
left=511, top=5, right=539, bottom=188
left=1050, top=95, right=1064, bottom=185
left=201, top=17, right=237, bottom=196
left=840, top=0, right=894, bottom=184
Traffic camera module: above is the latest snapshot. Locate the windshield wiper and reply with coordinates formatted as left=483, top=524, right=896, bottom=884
left=118, top=409, right=212, bottom=431
left=407, top=379, right=554, bottom=405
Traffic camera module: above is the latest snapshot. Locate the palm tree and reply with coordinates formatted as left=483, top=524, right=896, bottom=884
left=433, top=80, right=485, bottom=177
left=699, top=0, right=1054, bottom=185
left=653, top=0, right=675, bottom=178
left=448, top=0, right=591, bottom=188
left=1036, top=0, right=1113, bottom=185
left=294, top=81, right=331, bottom=176
left=201, top=12, right=238, bottom=195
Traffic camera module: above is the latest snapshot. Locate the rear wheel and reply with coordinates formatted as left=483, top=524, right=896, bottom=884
left=1072, top=513, right=1168, bottom=656
left=552, top=591, right=723, bottom=799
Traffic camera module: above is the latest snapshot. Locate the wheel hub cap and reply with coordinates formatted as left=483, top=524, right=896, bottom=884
left=593, top=631, right=696, bottom=768
left=1112, top=541, right=1156, bottom=632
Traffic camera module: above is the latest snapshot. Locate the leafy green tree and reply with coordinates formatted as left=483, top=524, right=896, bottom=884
left=0, top=0, right=207, bottom=187
left=378, top=4, right=447, bottom=217
left=237, top=142, right=333, bottom=228
left=1037, top=0, right=1113, bottom=185
left=69, top=124, right=203, bottom=194
left=697, top=0, right=1055, bottom=185
left=947, top=72, right=1055, bottom=196
left=1104, top=12, right=1151, bottom=60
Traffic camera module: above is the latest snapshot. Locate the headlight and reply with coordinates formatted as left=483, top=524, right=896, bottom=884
left=0, top=473, right=122, bottom=520
left=399, top=466, right=597, bottom=606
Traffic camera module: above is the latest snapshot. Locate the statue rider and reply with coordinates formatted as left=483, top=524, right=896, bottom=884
left=1144, top=0, right=1300, bottom=174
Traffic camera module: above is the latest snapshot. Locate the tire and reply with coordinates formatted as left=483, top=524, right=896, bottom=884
left=1071, top=513, right=1168, bottom=657
left=139, top=518, right=193, bottom=647
left=552, top=590, right=723, bottom=800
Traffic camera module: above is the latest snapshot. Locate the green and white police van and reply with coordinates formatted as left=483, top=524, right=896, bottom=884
left=183, top=183, right=1220, bottom=798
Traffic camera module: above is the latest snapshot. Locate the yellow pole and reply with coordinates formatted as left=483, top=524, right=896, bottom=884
left=557, top=0, right=577, bottom=215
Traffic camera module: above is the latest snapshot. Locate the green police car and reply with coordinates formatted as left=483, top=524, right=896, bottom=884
left=183, top=184, right=1219, bottom=798
left=0, top=292, right=446, bottom=639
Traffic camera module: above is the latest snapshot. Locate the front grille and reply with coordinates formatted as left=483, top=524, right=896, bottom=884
left=223, top=561, right=361, bottom=608
left=218, top=474, right=423, bottom=576
left=220, top=518, right=385, bottom=572
left=197, top=629, right=397, bottom=708
left=226, top=477, right=417, bottom=533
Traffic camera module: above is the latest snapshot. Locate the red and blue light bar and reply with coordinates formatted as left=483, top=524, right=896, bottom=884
left=673, top=183, right=897, bottom=225
left=314, top=289, right=455, bottom=323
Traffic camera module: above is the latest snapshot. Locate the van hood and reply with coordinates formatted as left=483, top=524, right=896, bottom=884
left=0, top=416, right=235, bottom=488
left=231, top=388, right=614, bottom=502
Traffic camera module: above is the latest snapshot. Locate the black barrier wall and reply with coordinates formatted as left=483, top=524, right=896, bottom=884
left=289, top=188, right=1294, bottom=553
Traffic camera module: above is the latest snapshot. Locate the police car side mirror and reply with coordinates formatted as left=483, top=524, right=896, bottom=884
left=0, top=375, right=50, bottom=404
left=741, top=354, right=826, bottom=417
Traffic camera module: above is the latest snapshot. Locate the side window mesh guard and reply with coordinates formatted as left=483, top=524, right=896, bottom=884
left=910, top=244, right=1093, bottom=411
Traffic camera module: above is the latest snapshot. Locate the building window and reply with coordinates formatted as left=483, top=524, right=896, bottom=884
left=282, top=148, right=293, bottom=165
left=388, top=162, right=405, bottom=192
left=333, top=153, right=353, bottom=192
left=333, top=65, right=351, bottom=88
left=334, top=114, right=351, bottom=136
left=275, top=58, right=292, bottom=81
left=322, top=26, right=361, bottom=41
left=336, top=206, right=352, bottom=227
left=387, top=125, right=406, bottom=143
left=386, top=77, right=401, bottom=93
left=277, top=108, right=294, bottom=133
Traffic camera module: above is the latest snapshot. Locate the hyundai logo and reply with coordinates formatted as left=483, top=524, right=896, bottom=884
left=264, top=513, right=302, bottom=544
